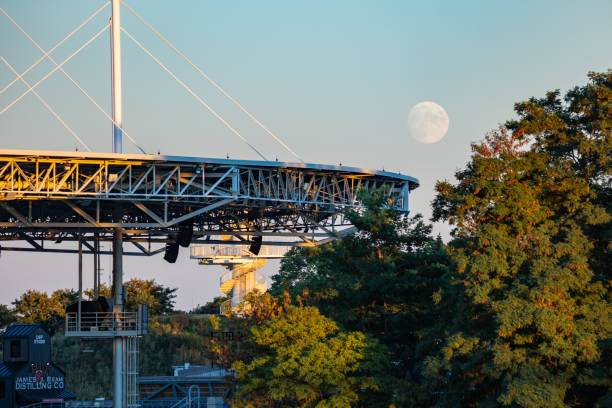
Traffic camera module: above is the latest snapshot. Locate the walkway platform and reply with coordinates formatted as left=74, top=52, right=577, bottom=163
left=64, top=307, right=147, bottom=338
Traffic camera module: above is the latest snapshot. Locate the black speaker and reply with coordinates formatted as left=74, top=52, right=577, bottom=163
left=249, top=235, right=262, bottom=255
left=177, top=222, right=193, bottom=247
left=164, top=242, right=179, bottom=263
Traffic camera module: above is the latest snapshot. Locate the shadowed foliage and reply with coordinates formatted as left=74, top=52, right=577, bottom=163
left=425, top=71, right=611, bottom=407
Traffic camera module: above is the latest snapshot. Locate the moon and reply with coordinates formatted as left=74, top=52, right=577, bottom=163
left=407, top=101, right=449, bottom=144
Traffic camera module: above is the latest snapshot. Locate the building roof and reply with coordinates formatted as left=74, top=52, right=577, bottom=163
left=2, top=324, right=41, bottom=338
left=0, top=363, right=13, bottom=377
left=176, top=366, right=231, bottom=378
left=137, top=376, right=229, bottom=384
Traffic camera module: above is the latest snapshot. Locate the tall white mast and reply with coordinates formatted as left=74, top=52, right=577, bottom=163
left=111, top=0, right=123, bottom=153
left=111, top=3, right=125, bottom=408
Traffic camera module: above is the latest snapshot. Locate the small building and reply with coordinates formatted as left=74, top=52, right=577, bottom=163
left=0, top=324, right=75, bottom=407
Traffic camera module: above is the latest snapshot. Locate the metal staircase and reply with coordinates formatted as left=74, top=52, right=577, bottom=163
left=192, top=244, right=294, bottom=312
left=219, top=259, right=268, bottom=298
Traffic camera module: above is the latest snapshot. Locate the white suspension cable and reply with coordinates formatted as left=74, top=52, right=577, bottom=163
left=0, top=56, right=92, bottom=152
left=122, top=27, right=267, bottom=161
left=0, top=11, right=146, bottom=154
left=0, top=24, right=109, bottom=117
left=121, top=0, right=304, bottom=163
left=0, top=2, right=110, bottom=95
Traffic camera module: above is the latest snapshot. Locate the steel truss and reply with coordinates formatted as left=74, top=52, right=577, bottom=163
left=0, top=150, right=418, bottom=253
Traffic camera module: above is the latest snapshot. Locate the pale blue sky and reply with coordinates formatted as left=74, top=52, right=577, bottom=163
left=1, top=1, right=611, bottom=310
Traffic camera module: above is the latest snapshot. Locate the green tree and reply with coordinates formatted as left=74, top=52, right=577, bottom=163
left=12, top=289, right=77, bottom=334
left=84, top=282, right=112, bottom=300
left=233, top=304, right=378, bottom=408
left=425, top=71, right=612, bottom=407
left=191, top=295, right=231, bottom=314
left=124, top=278, right=177, bottom=315
left=271, top=190, right=454, bottom=406
left=52, top=288, right=79, bottom=309
left=52, top=335, right=112, bottom=400
left=84, top=279, right=177, bottom=315
left=0, top=304, right=17, bottom=329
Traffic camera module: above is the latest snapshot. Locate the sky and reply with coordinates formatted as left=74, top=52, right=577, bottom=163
left=0, top=0, right=611, bottom=310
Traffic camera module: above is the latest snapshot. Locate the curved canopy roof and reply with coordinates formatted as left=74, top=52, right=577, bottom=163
left=0, top=149, right=419, bottom=188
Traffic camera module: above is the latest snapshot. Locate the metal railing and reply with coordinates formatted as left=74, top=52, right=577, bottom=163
left=191, top=244, right=292, bottom=259
left=21, top=397, right=222, bottom=408
left=21, top=402, right=68, bottom=408
left=66, top=311, right=136, bottom=331
left=65, top=306, right=147, bottom=337
left=66, top=402, right=113, bottom=407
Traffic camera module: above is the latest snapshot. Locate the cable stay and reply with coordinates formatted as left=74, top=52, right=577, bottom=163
left=0, top=9, right=146, bottom=154
left=0, top=56, right=92, bottom=151
left=0, top=1, right=110, bottom=96
left=0, top=21, right=108, bottom=117
left=122, top=27, right=267, bottom=161
left=121, top=0, right=305, bottom=163
left=0, top=2, right=303, bottom=161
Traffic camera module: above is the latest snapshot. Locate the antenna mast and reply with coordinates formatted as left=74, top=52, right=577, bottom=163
left=111, top=0, right=122, bottom=153
left=111, top=3, right=126, bottom=408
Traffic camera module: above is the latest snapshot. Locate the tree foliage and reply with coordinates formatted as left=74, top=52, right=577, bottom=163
left=84, top=278, right=177, bottom=315
left=12, top=288, right=77, bottom=334
left=0, top=304, right=17, bottom=330
left=4, top=70, right=609, bottom=408
left=124, top=279, right=177, bottom=315
left=10, top=278, right=176, bottom=335
left=233, top=303, right=378, bottom=408
left=425, top=71, right=612, bottom=407
left=271, top=189, right=454, bottom=407
left=191, top=295, right=231, bottom=314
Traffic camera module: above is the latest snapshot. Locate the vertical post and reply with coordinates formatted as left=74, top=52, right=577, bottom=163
left=402, top=182, right=410, bottom=213
left=113, top=227, right=124, bottom=408
left=111, top=0, right=123, bottom=153
left=78, top=236, right=82, bottom=331
left=93, top=232, right=99, bottom=299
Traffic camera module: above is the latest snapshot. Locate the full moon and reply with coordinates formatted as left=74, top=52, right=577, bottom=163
left=407, top=101, right=449, bottom=144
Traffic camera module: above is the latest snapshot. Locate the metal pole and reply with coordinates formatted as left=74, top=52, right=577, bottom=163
left=93, top=232, right=99, bottom=299
left=111, top=0, right=123, bottom=153
left=113, top=227, right=124, bottom=408
left=78, top=236, right=82, bottom=331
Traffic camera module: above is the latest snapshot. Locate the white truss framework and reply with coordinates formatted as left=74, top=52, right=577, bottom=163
left=0, top=149, right=418, bottom=254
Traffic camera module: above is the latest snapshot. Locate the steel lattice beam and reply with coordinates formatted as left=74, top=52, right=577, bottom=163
left=0, top=149, right=418, bottom=253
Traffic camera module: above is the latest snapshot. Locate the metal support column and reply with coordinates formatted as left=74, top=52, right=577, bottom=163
left=94, top=232, right=100, bottom=299
left=113, top=227, right=124, bottom=408
left=110, top=0, right=123, bottom=153
left=78, top=236, right=82, bottom=330
left=110, top=5, right=125, bottom=402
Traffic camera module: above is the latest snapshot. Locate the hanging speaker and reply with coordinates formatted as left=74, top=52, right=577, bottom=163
left=177, top=222, right=193, bottom=247
left=164, top=242, right=179, bottom=263
left=249, top=235, right=262, bottom=255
